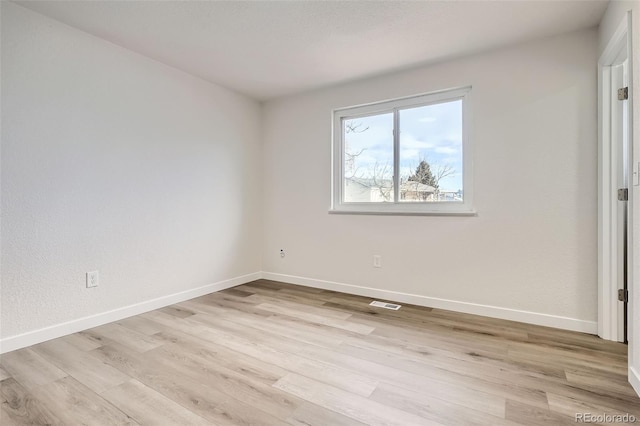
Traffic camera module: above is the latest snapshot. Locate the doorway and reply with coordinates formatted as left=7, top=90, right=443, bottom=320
left=613, top=53, right=630, bottom=343
left=598, top=13, right=632, bottom=344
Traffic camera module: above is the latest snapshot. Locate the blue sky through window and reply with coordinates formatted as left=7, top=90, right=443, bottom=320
left=344, top=99, right=462, bottom=191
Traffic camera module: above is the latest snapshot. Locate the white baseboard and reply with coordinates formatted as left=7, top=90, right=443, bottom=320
left=0, top=272, right=261, bottom=354
left=1, top=270, right=600, bottom=354
left=630, top=366, right=640, bottom=398
left=261, top=272, right=598, bottom=334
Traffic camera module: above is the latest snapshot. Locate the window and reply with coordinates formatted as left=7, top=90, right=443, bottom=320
left=331, top=86, right=473, bottom=215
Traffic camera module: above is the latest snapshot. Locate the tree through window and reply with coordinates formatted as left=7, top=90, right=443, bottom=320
left=332, top=87, right=473, bottom=215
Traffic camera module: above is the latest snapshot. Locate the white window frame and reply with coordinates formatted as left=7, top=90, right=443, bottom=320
left=330, top=86, right=474, bottom=215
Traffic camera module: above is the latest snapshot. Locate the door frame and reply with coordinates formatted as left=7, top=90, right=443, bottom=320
left=598, top=12, right=633, bottom=343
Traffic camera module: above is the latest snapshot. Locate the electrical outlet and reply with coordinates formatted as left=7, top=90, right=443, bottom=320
left=280, top=249, right=285, bottom=258
left=86, top=271, right=99, bottom=288
left=373, top=255, right=381, bottom=268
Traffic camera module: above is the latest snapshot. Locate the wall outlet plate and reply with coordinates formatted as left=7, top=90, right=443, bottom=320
left=86, top=271, right=99, bottom=288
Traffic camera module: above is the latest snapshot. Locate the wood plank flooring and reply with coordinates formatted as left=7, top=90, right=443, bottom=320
left=1, top=279, right=638, bottom=425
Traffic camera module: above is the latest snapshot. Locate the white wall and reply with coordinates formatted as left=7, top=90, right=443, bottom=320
left=0, top=3, right=262, bottom=347
left=598, top=0, right=640, bottom=397
left=262, top=29, right=599, bottom=332
left=0, top=2, right=606, bottom=353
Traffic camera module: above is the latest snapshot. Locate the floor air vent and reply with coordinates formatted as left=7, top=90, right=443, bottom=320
left=369, top=301, right=401, bottom=310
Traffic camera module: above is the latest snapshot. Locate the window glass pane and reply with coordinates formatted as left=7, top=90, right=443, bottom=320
left=399, top=100, right=463, bottom=203
left=343, top=113, right=394, bottom=202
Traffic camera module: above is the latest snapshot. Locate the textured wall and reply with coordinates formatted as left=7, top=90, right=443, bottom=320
left=261, top=29, right=598, bottom=326
left=0, top=2, right=603, bottom=345
left=1, top=3, right=262, bottom=338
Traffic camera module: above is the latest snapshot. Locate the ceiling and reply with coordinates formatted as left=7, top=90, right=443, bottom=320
left=15, top=0, right=609, bottom=101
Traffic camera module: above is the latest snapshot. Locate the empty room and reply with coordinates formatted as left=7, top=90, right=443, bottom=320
left=1, top=0, right=640, bottom=424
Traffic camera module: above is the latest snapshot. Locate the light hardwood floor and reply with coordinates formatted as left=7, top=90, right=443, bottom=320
left=1, top=279, right=638, bottom=425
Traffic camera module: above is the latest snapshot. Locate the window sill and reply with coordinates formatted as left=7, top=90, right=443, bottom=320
left=328, top=208, right=477, bottom=217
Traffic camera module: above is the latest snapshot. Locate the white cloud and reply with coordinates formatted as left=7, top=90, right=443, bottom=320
left=400, top=148, right=421, bottom=159
left=435, top=146, right=458, bottom=155
left=400, top=133, right=434, bottom=149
